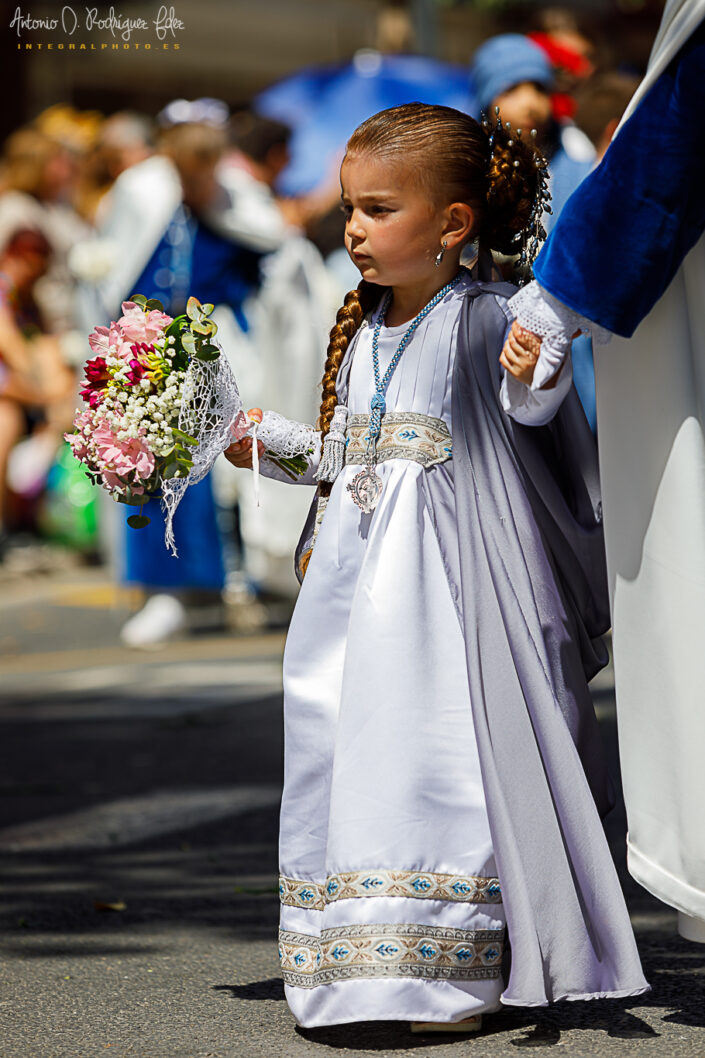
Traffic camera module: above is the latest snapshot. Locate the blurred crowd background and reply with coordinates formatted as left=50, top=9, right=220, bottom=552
left=0, top=0, right=665, bottom=646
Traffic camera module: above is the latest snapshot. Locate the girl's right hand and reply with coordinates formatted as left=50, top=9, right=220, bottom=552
left=223, top=408, right=265, bottom=469
left=500, top=322, right=542, bottom=385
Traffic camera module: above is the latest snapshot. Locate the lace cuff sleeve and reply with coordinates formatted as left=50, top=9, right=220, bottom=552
left=256, top=411, right=321, bottom=485
left=508, top=281, right=611, bottom=391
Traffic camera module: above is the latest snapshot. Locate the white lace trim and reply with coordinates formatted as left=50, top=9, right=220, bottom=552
left=162, top=351, right=242, bottom=556
left=255, top=410, right=319, bottom=460
left=508, top=281, right=611, bottom=391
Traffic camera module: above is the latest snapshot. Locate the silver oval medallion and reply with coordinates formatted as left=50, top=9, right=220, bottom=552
left=346, top=467, right=383, bottom=514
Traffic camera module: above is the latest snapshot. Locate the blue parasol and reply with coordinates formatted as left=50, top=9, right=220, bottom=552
left=256, top=51, right=475, bottom=196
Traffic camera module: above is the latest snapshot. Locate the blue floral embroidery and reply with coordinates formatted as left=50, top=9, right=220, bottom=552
left=411, top=876, right=432, bottom=892
left=279, top=925, right=505, bottom=985
left=398, top=428, right=419, bottom=440
left=279, top=869, right=502, bottom=909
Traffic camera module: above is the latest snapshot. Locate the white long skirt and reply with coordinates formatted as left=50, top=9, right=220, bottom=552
left=278, top=459, right=506, bottom=1027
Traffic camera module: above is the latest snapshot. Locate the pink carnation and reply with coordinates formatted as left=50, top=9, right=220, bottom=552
left=118, top=301, right=173, bottom=344
left=88, top=325, right=111, bottom=358
left=108, top=321, right=136, bottom=362
left=65, top=430, right=89, bottom=462
left=93, top=421, right=156, bottom=489
left=66, top=410, right=99, bottom=467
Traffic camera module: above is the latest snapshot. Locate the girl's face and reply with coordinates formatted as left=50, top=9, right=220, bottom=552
left=340, top=153, right=448, bottom=288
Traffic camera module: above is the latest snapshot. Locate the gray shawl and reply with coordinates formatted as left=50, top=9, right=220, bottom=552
left=295, top=282, right=648, bottom=1005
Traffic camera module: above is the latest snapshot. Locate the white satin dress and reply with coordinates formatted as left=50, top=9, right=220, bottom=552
left=268, top=275, right=571, bottom=1027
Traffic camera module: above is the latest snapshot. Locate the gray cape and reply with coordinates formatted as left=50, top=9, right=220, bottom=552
left=295, top=282, right=648, bottom=1005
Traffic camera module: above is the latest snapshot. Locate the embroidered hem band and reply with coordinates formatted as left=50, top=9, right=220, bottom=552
left=279, top=924, right=505, bottom=988
left=279, top=870, right=502, bottom=911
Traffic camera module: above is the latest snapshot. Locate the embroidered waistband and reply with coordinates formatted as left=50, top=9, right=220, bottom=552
left=279, top=869, right=501, bottom=911
left=279, top=924, right=504, bottom=988
left=345, top=412, right=452, bottom=468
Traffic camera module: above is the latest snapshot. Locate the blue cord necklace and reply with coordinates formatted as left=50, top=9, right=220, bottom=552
left=347, top=270, right=463, bottom=513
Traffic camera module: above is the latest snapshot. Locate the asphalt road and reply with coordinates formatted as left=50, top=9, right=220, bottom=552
left=0, top=566, right=704, bottom=1058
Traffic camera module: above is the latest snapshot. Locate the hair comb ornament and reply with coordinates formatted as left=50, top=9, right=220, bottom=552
left=481, top=107, right=552, bottom=286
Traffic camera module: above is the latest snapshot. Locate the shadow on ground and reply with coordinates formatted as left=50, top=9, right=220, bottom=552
left=1, top=658, right=704, bottom=1056
left=0, top=686, right=283, bottom=945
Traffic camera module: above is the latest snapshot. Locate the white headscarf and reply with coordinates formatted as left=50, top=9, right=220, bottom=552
left=617, top=0, right=705, bottom=130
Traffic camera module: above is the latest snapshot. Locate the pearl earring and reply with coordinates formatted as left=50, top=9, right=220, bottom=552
left=434, top=240, right=447, bottom=267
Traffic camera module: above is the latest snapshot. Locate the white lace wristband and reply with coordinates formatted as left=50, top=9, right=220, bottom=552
left=255, top=410, right=319, bottom=459
left=509, top=281, right=612, bottom=391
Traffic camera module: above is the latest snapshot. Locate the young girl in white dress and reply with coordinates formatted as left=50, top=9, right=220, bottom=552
left=225, top=103, right=647, bottom=1033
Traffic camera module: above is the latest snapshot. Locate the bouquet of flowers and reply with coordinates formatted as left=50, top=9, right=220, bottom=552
left=66, top=294, right=242, bottom=554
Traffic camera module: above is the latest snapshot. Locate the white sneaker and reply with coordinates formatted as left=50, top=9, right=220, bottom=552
left=120, top=593, right=188, bottom=648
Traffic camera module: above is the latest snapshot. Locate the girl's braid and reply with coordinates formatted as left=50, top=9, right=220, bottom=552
left=298, top=281, right=380, bottom=579
left=317, top=279, right=381, bottom=495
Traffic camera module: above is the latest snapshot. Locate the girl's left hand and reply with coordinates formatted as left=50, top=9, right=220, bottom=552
left=500, top=322, right=543, bottom=385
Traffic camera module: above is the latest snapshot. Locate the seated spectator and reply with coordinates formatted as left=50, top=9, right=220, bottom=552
left=0, top=228, right=74, bottom=555
left=0, top=125, right=92, bottom=355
